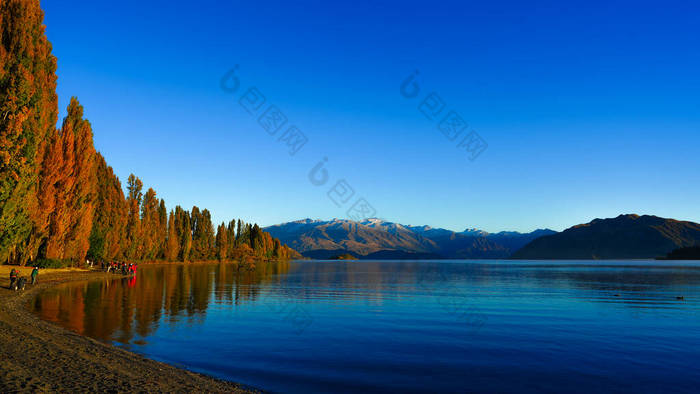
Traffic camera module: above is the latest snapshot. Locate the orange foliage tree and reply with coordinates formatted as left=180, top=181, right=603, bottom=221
left=0, top=0, right=58, bottom=264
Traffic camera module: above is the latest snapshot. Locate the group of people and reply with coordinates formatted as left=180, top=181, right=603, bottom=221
left=101, top=261, right=137, bottom=276
left=7, top=261, right=136, bottom=292
left=8, top=267, right=39, bottom=291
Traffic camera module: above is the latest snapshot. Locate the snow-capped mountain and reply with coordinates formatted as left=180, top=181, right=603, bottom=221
left=265, top=218, right=555, bottom=259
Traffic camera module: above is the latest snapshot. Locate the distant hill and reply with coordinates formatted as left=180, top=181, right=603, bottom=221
left=512, top=214, right=700, bottom=259
left=265, top=219, right=554, bottom=259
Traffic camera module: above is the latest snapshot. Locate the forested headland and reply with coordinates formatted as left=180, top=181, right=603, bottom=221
left=0, top=0, right=298, bottom=266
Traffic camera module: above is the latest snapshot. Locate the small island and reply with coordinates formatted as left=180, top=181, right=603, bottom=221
left=330, top=253, right=358, bottom=260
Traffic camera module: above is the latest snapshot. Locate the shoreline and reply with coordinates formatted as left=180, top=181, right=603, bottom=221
left=0, top=266, right=253, bottom=392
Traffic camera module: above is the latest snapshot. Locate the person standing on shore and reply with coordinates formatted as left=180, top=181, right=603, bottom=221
left=9, top=268, right=18, bottom=289
left=31, top=267, right=39, bottom=285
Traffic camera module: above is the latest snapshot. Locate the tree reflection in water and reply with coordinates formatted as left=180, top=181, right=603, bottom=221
left=32, top=261, right=291, bottom=344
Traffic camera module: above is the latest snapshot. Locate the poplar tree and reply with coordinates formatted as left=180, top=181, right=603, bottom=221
left=215, top=222, right=227, bottom=261
left=190, top=206, right=216, bottom=260
left=61, top=98, right=97, bottom=260
left=157, top=199, right=167, bottom=258
left=87, top=153, right=127, bottom=261
left=201, top=209, right=215, bottom=259
left=125, top=174, right=143, bottom=259
left=164, top=210, right=179, bottom=261
left=250, top=224, right=263, bottom=255
left=27, top=125, right=61, bottom=261
left=42, top=99, right=97, bottom=261
left=43, top=114, right=75, bottom=258
left=174, top=206, right=191, bottom=262
left=141, top=188, right=159, bottom=259
left=226, top=219, right=237, bottom=258
left=190, top=206, right=202, bottom=260
left=0, top=0, right=58, bottom=264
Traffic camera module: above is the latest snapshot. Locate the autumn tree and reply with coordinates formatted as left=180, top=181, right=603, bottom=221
left=189, top=206, right=201, bottom=260
left=40, top=98, right=97, bottom=261
left=190, top=206, right=215, bottom=260
left=87, top=153, right=127, bottom=261
left=42, top=114, right=75, bottom=259
left=201, top=208, right=215, bottom=259
left=137, top=189, right=167, bottom=260
left=226, top=219, right=237, bottom=258
left=61, top=98, right=97, bottom=260
left=0, top=0, right=58, bottom=264
left=174, top=206, right=191, bottom=262
left=235, top=219, right=242, bottom=246
left=157, top=199, right=167, bottom=258
left=140, top=188, right=160, bottom=260
left=26, top=125, right=61, bottom=262
left=125, top=174, right=143, bottom=259
left=236, top=222, right=252, bottom=248
left=164, top=210, right=179, bottom=261
left=215, top=222, right=227, bottom=261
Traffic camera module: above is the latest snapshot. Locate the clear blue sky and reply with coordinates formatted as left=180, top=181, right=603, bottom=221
left=42, top=0, right=700, bottom=233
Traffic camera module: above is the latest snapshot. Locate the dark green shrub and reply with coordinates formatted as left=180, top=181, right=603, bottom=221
left=33, top=258, right=73, bottom=269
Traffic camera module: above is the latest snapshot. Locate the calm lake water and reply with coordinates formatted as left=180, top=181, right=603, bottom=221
left=32, top=260, right=700, bottom=393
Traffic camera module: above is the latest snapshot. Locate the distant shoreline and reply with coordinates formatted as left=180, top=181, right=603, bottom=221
left=0, top=266, right=252, bottom=392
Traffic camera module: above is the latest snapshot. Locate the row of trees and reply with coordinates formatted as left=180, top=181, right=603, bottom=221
left=88, top=169, right=294, bottom=263
left=0, top=0, right=297, bottom=265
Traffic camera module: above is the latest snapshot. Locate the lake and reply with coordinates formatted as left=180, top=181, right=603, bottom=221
left=31, top=260, right=700, bottom=393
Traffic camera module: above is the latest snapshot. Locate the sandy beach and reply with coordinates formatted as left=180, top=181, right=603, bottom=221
left=0, top=266, right=251, bottom=393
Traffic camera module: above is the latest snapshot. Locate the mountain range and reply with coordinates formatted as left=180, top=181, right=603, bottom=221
left=266, top=215, right=700, bottom=260
left=265, top=218, right=555, bottom=259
